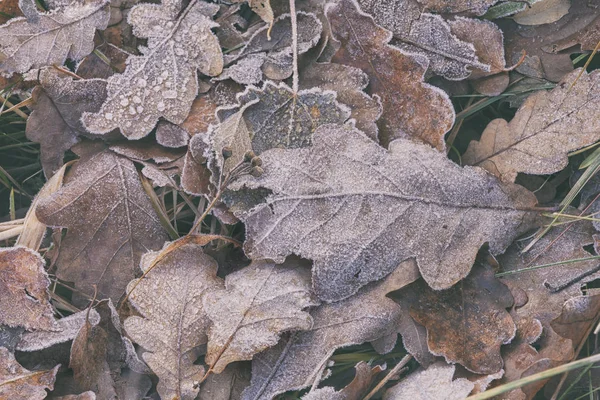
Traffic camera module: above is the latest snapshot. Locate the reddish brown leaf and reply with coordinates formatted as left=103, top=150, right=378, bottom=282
left=0, top=347, right=59, bottom=400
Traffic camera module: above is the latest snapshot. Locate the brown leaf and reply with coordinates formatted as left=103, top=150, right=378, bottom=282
left=182, top=134, right=212, bottom=196
left=382, top=362, right=474, bottom=400
left=53, top=391, right=97, bottom=400
left=36, top=148, right=169, bottom=303
left=75, top=43, right=129, bottom=80
left=0, top=347, right=60, bottom=400
left=0, top=247, right=58, bottom=331
left=228, top=123, right=537, bottom=301
left=417, top=0, right=500, bottom=15
left=203, top=258, right=319, bottom=373
left=198, top=362, right=251, bottom=400
left=395, top=264, right=515, bottom=374
left=26, top=68, right=107, bottom=178
left=302, top=362, right=384, bottom=400
left=550, top=294, right=600, bottom=348
left=328, top=0, right=455, bottom=150
left=179, top=95, right=218, bottom=136
left=124, top=242, right=223, bottom=400
left=513, top=0, right=571, bottom=26
left=240, top=261, right=419, bottom=400
left=463, top=69, right=600, bottom=182
left=0, top=0, right=22, bottom=24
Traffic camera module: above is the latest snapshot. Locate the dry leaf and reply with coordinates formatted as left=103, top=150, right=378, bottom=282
left=328, top=0, right=455, bottom=150
left=0, top=346, right=60, bottom=399
left=302, top=362, right=384, bottom=400
left=0, top=0, right=22, bottom=24
left=219, top=12, right=322, bottom=85
left=0, top=247, right=58, bottom=331
left=36, top=149, right=169, bottom=303
left=198, top=362, right=251, bottom=400
left=26, top=68, right=107, bottom=177
left=124, top=242, right=223, bottom=400
left=0, top=0, right=109, bottom=75
left=182, top=133, right=212, bottom=196
left=235, top=0, right=273, bottom=26
left=82, top=0, right=223, bottom=139
left=417, top=0, right=500, bottom=15
left=382, top=362, right=474, bottom=400
left=513, top=0, right=571, bottom=26
left=395, top=264, right=515, bottom=374
left=551, top=294, right=600, bottom=348
left=53, top=391, right=97, bottom=400
left=203, top=258, right=319, bottom=373
left=228, top=123, right=537, bottom=301
left=240, top=261, right=419, bottom=400
left=17, top=309, right=100, bottom=352
left=463, top=69, right=600, bottom=182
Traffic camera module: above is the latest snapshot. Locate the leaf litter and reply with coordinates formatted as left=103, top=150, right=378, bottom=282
left=3, top=0, right=600, bottom=398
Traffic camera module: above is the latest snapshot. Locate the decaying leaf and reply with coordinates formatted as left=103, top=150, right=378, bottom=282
left=26, top=68, right=107, bottom=177
left=463, top=69, right=600, bottom=182
left=241, top=261, right=419, bottom=400
left=0, top=0, right=22, bottom=24
left=382, top=362, right=474, bottom=400
left=395, top=264, right=515, bottom=374
left=17, top=309, right=100, bottom=352
left=82, top=0, right=223, bottom=139
left=235, top=0, right=273, bottom=26
left=0, top=0, right=109, bottom=76
left=328, top=0, right=455, bottom=150
left=36, top=149, right=169, bottom=303
left=209, top=81, right=350, bottom=179
left=124, top=242, right=223, bottom=400
left=0, top=347, right=60, bottom=399
left=513, top=0, right=571, bottom=26
left=218, top=12, right=322, bottom=84
left=302, top=362, right=385, bottom=400
left=228, top=123, right=537, bottom=301
left=417, top=0, right=500, bottom=15
left=0, top=246, right=57, bottom=331
left=203, top=258, right=319, bottom=373
left=182, top=133, right=213, bottom=196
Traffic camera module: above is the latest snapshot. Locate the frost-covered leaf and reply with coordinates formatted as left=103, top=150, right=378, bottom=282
left=299, top=62, right=382, bottom=140
left=26, top=68, right=107, bottom=177
left=17, top=309, right=100, bottom=352
left=203, top=258, right=319, bottom=373
left=383, top=362, right=474, bottom=400
left=229, top=123, right=537, bottom=301
left=417, top=0, right=500, bottom=15
left=36, top=148, right=169, bottom=304
left=395, top=264, right=515, bottom=374
left=210, top=81, right=350, bottom=179
left=82, top=0, right=223, bottom=139
left=241, top=262, right=419, bottom=400
left=198, top=362, right=251, bottom=400
left=0, top=0, right=109, bottom=75
left=0, top=247, right=58, bottom=331
left=124, top=242, right=223, bottom=400
left=218, top=12, right=322, bottom=85
left=302, top=362, right=384, bottom=400
left=463, top=69, right=600, bottom=182
left=0, top=347, right=59, bottom=400
left=327, top=0, right=455, bottom=150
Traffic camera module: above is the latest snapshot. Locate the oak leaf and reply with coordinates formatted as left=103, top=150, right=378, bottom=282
left=197, top=362, right=251, bottom=400
left=0, top=0, right=109, bottom=75
left=82, top=0, right=223, bottom=139
left=0, top=347, right=60, bottom=399
left=240, top=261, right=419, bottom=400
left=228, top=123, right=537, bottom=301
left=463, top=69, right=600, bottom=182
left=36, top=148, right=169, bottom=303
left=124, top=242, right=223, bottom=400
left=327, top=0, right=455, bottom=150
left=203, top=258, right=319, bottom=373
left=382, top=362, right=474, bottom=400
left=0, top=246, right=58, bottom=331
left=302, top=362, right=384, bottom=400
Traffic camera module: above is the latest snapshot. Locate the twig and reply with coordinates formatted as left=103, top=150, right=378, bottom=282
left=289, top=0, right=298, bottom=95
left=363, top=354, right=412, bottom=400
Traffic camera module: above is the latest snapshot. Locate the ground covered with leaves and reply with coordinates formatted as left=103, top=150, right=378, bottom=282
left=1, top=0, right=600, bottom=399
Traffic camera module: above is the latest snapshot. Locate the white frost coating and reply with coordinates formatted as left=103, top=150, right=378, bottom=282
left=0, top=0, right=110, bottom=76
left=82, top=0, right=223, bottom=139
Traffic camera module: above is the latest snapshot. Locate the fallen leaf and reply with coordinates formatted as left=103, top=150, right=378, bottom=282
left=181, top=133, right=213, bottom=196
left=382, top=362, right=474, bottom=400
left=218, top=12, right=322, bottom=84
left=0, top=0, right=109, bottom=75
left=180, top=95, right=219, bottom=136
left=513, top=0, right=571, bottom=26
left=463, top=69, right=600, bottom=182
left=328, top=0, right=455, bottom=150
left=75, top=43, right=129, bottom=80
left=26, top=68, right=107, bottom=177
left=0, top=0, right=22, bottom=24
left=155, top=121, right=190, bottom=148
left=36, top=148, right=169, bottom=303
left=124, top=242, right=223, bottom=400
left=240, top=261, right=419, bottom=400
left=228, top=123, right=537, bottom=301
left=198, top=362, right=251, bottom=400
left=0, top=346, right=60, bottom=400
left=82, top=0, right=223, bottom=139
left=302, top=362, right=385, bottom=400
left=550, top=294, right=600, bottom=349
left=0, top=247, right=58, bottom=331
left=236, top=0, right=273, bottom=26
left=203, top=258, right=319, bottom=373
left=53, top=391, right=97, bottom=400
left=394, top=264, right=515, bottom=374
left=417, top=0, right=500, bottom=15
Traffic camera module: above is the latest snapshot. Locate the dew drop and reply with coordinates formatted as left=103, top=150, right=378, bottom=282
left=133, top=96, right=142, bottom=103
left=163, top=90, right=177, bottom=99
left=157, top=101, right=166, bottom=112
left=136, top=106, right=144, bottom=113
left=105, top=112, right=113, bottom=120
left=120, top=98, right=129, bottom=106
